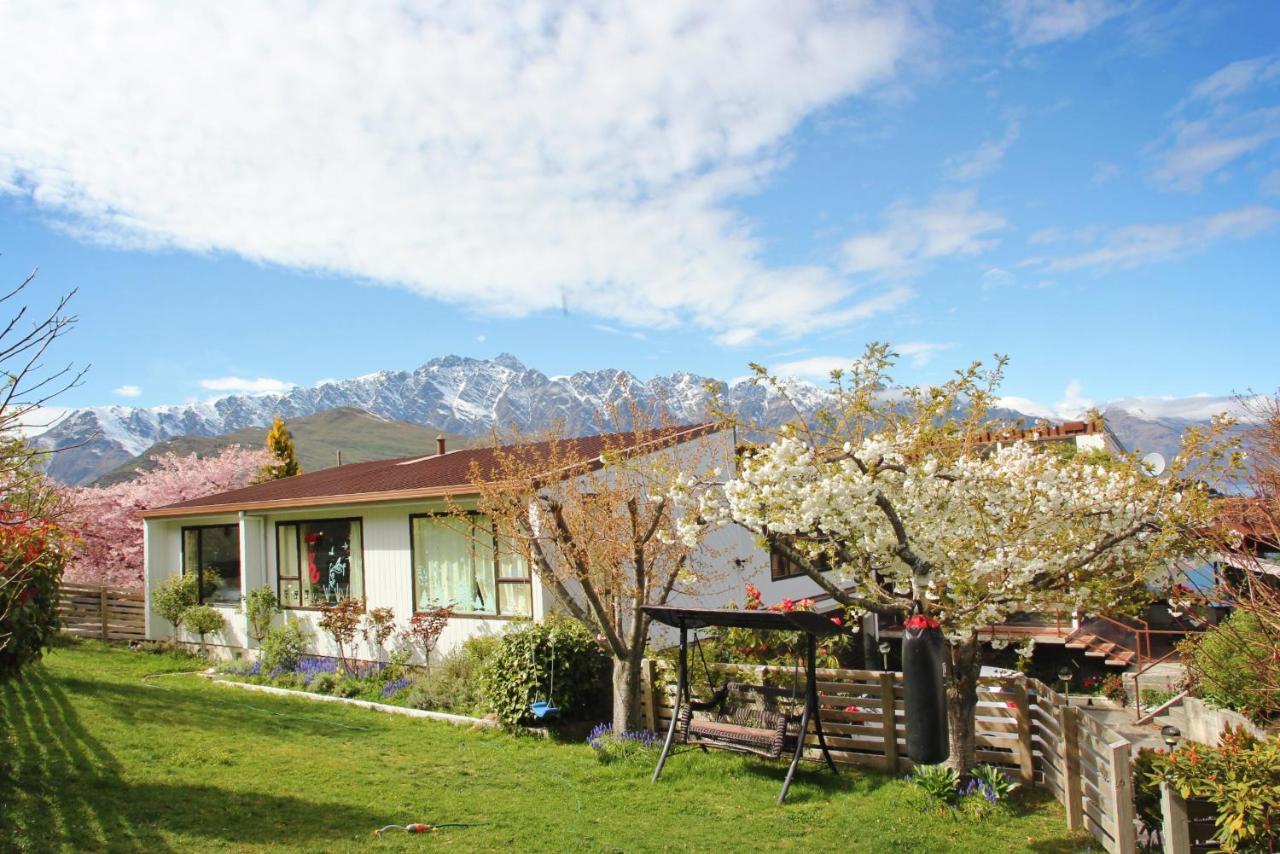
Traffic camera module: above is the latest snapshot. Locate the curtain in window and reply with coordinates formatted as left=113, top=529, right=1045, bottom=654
left=413, top=517, right=495, bottom=614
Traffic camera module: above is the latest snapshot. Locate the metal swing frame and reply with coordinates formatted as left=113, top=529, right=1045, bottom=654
left=642, top=606, right=840, bottom=804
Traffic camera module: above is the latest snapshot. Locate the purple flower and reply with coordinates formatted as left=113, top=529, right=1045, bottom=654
left=381, top=677, right=411, bottom=698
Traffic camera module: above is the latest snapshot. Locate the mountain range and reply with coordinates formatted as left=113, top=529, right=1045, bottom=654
left=32, top=353, right=1240, bottom=485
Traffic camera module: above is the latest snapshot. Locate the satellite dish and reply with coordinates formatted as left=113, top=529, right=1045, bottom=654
left=1141, top=452, right=1166, bottom=477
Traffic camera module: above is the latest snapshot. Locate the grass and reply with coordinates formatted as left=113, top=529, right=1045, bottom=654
left=0, top=639, right=1097, bottom=853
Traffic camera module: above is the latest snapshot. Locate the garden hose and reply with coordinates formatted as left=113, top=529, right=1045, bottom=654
left=374, top=822, right=492, bottom=836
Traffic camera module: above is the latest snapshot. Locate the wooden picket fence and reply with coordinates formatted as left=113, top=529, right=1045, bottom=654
left=57, top=583, right=145, bottom=642
left=641, top=660, right=1137, bottom=854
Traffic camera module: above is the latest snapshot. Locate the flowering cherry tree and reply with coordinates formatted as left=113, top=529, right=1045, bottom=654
left=65, top=446, right=270, bottom=587
left=705, top=344, right=1232, bottom=771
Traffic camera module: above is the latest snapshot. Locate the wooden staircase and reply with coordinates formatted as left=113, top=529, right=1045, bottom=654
left=1064, top=627, right=1137, bottom=667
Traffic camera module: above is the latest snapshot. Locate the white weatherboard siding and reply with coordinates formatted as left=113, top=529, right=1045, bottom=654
left=142, top=429, right=827, bottom=660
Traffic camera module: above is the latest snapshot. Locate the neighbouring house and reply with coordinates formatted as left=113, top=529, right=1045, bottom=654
left=139, top=424, right=821, bottom=662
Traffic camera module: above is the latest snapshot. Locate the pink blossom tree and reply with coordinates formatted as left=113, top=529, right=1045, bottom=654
left=64, top=446, right=270, bottom=588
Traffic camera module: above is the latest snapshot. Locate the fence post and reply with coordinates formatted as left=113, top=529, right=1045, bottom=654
left=99, top=585, right=109, bottom=640
left=879, top=672, right=898, bottom=772
left=1108, top=739, right=1138, bottom=854
left=641, top=659, right=659, bottom=732
left=1159, top=782, right=1190, bottom=854
left=1060, top=705, right=1084, bottom=831
left=1014, top=679, right=1035, bottom=784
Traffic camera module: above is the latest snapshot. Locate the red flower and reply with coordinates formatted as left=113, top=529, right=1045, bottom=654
left=830, top=616, right=843, bottom=627
left=904, top=614, right=940, bottom=630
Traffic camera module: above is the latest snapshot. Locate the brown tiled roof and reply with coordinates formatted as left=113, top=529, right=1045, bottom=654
left=140, top=424, right=715, bottom=518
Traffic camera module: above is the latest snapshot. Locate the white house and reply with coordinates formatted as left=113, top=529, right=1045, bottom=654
left=139, top=425, right=820, bottom=661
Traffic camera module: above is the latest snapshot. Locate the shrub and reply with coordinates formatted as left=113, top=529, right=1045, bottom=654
left=246, top=586, right=280, bottom=643
left=1183, top=611, right=1277, bottom=720
left=1150, top=729, right=1280, bottom=851
left=310, top=671, right=339, bottom=695
left=403, top=606, right=453, bottom=667
left=152, top=574, right=198, bottom=633
left=318, top=598, right=364, bottom=672
left=405, top=636, right=500, bottom=716
left=0, top=514, right=68, bottom=680
left=183, top=605, right=225, bottom=653
left=482, top=618, right=609, bottom=727
left=260, top=619, right=309, bottom=674
left=1101, top=673, right=1128, bottom=707
left=362, top=606, right=396, bottom=661
left=336, top=678, right=362, bottom=698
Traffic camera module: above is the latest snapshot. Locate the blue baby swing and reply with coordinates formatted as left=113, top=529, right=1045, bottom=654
left=529, top=633, right=559, bottom=720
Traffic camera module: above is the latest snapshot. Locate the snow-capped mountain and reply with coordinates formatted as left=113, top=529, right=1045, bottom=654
left=34, top=354, right=828, bottom=484
left=33, top=353, right=1244, bottom=485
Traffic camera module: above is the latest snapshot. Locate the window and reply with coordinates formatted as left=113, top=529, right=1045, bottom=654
left=411, top=514, right=531, bottom=616
left=276, top=519, right=364, bottom=608
left=769, top=539, right=829, bottom=582
left=182, top=525, right=241, bottom=605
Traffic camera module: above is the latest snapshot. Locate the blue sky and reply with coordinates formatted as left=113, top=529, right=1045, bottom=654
left=0, top=1, right=1277, bottom=422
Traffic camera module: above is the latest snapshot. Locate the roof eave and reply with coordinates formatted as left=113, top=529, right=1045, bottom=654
left=138, top=485, right=480, bottom=518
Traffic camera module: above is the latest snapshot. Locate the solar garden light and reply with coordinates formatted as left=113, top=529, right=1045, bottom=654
left=1161, top=725, right=1181, bottom=748
left=1058, top=666, right=1073, bottom=704
left=878, top=640, right=891, bottom=672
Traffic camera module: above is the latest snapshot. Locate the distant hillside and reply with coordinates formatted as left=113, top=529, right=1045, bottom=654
left=94, top=407, right=469, bottom=486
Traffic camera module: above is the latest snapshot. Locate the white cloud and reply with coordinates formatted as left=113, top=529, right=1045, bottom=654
left=475, top=335, right=487, bottom=343
left=998, top=379, right=1093, bottom=420
left=946, top=121, right=1020, bottom=181
left=981, top=267, right=1017, bottom=289
left=1001, top=0, right=1125, bottom=47
left=1153, top=55, right=1280, bottom=192
left=1106, top=393, right=1263, bottom=422
left=841, top=191, right=1006, bottom=277
left=1185, top=54, right=1280, bottom=105
left=112, top=384, right=142, bottom=398
left=200, top=376, right=294, bottom=394
left=9, top=405, right=69, bottom=437
left=775, top=341, right=952, bottom=378
left=1025, top=206, right=1280, bottom=272
left=0, top=2, right=923, bottom=344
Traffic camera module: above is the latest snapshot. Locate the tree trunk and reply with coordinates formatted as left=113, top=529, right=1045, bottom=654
left=611, top=653, right=643, bottom=733
left=944, top=633, right=981, bottom=773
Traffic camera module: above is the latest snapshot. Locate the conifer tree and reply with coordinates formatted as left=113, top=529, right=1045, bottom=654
left=260, top=416, right=302, bottom=480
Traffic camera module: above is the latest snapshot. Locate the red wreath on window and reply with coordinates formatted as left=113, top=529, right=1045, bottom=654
left=305, top=532, right=321, bottom=583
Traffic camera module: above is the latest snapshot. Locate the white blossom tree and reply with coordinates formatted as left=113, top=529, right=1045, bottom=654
left=704, top=343, right=1233, bottom=771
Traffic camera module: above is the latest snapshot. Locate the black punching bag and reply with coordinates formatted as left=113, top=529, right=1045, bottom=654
left=902, top=605, right=949, bottom=765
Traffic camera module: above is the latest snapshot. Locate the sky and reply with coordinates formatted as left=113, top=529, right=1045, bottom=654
left=0, top=1, right=1277, bottom=424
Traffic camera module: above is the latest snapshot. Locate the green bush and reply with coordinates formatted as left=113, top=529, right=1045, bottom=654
left=152, top=574, right=198, bottom=632
left=260, top=619, right=309, bottom=674
left=0, top=542, right=66, bottom=680
left=405, top=634, right=503, bottom=716
left=481, top=618, right=609, bottom=727
left=183, top=605, right=225, bottom=650
left=1184, top=611, right=1276, bottom=719
left=1151, top=729, right=1280, bottom=851
left=246, top=586, right=280, bottom=643
left=310, top=672, right=339, bottom=694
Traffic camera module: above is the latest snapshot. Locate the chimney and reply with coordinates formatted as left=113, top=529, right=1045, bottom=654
left=436, top=435, right=446, bottom=456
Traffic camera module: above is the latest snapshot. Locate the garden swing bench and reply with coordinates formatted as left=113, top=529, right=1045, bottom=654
left=641, top=605, right=841, bottom=804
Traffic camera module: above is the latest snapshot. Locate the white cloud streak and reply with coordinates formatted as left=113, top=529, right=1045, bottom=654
left=200, top=377, right=294, bottom=394
left=112, top=384, right=142, bottom=398
left=775, top=341, right=953, bottom=378
left=1153, top=53, right=1280, bottom=192
left=841, top=191, right=1006, bottom=278
left=1024, top=206, right=1280, bottom=272
left=1001, top=0, right=1125, bottom=47
left=946, top=121, right=1021, bottom=181
left=0, top=2, right=923, bottom=344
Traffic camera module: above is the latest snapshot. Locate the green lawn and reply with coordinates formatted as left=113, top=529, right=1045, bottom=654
left=0, top=640, right=1095, bottom=853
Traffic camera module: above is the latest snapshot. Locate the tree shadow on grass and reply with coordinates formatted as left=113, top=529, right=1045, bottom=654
left=0, top=669, right=400, bottom=852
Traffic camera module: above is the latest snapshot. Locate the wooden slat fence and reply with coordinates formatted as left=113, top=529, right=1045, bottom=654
left=1159, top=786, right=1221, bottom=853
left=641, top=661, right=1138, bottom=854
left=57, top=583, right=145, bottom=642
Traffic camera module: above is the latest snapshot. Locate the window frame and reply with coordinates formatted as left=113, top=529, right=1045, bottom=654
left=274, top=516, right=366, bottom=611
left=769, top=540, right=831, bottom=582
left=180, top=523, right=242, bottom=606
left=409, top=511, right=532, bottom=620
